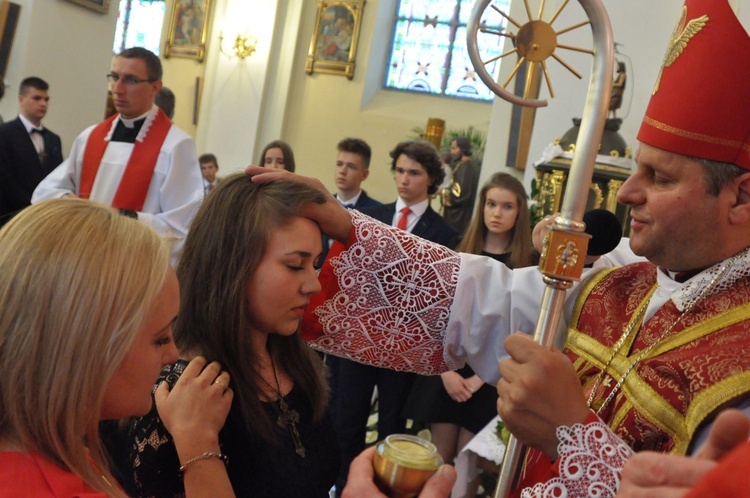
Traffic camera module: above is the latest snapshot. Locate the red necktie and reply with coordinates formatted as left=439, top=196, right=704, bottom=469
left=397, top=207, right=412, bottom=231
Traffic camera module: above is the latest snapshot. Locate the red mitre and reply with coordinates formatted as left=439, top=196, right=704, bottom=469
left=637, top=0, right=750, bottom=170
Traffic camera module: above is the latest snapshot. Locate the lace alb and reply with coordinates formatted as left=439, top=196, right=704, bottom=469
left=521, top=420, right=634, bottom=498
left=309, top=210, right=461, bottom=375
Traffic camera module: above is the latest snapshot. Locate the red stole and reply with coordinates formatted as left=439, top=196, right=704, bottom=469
left=80, top=109, right=172, bottom=211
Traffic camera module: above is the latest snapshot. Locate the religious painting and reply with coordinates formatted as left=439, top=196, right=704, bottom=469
left=65, top=0, right=109, bottom=14
left=305, top=0, right=365, bottom=80
left=164, top=0, right=213, bottom=62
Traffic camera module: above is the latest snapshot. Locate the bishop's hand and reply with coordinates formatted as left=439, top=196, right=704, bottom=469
left=496, top=333, right=590, bottom=458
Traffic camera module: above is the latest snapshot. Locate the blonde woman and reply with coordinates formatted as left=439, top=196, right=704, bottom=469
left=0, top=199, right=234, bottom=497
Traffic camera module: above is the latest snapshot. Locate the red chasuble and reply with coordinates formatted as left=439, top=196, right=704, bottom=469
left=513, top=262, right=750, bottom=494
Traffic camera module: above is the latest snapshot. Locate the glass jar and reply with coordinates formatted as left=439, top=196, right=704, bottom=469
left=372, top=434, right=443, bottom=498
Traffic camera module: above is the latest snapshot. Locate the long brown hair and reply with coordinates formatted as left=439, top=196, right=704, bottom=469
left=175, top=174, right=328, bottom=441
left=259, top=140, right=296, bottom=172
left=457, top=173, right=534, bottom=268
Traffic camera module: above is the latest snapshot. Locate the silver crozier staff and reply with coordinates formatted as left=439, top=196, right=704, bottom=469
left=466, top=0, right=615, bottom=496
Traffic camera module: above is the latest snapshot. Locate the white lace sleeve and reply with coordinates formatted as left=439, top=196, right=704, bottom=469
left=308, top=210, right=461, bottom=375
left=521, top=417, right=635, bottom=498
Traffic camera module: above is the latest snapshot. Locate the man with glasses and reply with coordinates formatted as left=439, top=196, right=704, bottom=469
left=33, top=47, right=202, bottom=260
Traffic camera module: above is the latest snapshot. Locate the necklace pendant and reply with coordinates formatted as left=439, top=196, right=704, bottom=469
left=295, top=444, right=306, bottom=458
left=275, top=398, right=306, bottom=458
left=264, top=358, right=306, bottom=458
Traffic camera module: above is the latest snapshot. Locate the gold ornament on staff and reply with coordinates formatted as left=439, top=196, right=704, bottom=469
left=466, top=0, right=615, bottom=496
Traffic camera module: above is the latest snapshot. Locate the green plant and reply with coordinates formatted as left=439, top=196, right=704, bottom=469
left=409, top=125, right=487, bottom=166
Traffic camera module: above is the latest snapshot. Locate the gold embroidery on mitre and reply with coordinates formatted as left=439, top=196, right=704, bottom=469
left=642, top=116, right=750, bottom=153
left=653, top=7, right=709, bottom=95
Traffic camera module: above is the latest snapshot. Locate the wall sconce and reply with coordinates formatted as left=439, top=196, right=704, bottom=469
left=219, top=31, right=258, bottom=59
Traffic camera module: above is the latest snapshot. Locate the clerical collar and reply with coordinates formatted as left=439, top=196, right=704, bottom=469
left=111, top=117, right=146, bottom=143
left=661, top=268, right=705, bottom=284
left=663, top=247, right=750, bottom=312
left=119, top=110, right=150, bottom=128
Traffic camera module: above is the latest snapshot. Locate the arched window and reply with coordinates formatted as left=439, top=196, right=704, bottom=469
left=112, top=0, right=167, bottom=55
left=384, top=0, right=512, bottom=101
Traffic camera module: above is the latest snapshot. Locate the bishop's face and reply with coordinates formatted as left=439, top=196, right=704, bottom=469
left=617, top=144, right=735, bottom=272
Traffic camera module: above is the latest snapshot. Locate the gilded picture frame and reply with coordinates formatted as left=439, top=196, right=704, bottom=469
left=306, top=0, right=365, bottom=80
left=164, top=0, right=213, bottom=62
left=66, top=0, right=109, bottom=14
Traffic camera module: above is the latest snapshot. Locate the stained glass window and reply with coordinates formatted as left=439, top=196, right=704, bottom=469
left=112, top=0, right=167, bottom=55
left=385, top=0, right=512, bottom=101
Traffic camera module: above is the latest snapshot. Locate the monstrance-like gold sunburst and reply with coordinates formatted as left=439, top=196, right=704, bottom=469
left=476, top=0, right=593, bottom=101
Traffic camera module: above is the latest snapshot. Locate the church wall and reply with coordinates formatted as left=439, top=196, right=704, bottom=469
left=281, top=0, right=493, bottom=204
left=0, top=0, right=119, bottom=156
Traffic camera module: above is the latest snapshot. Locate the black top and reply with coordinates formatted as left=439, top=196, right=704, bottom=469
left=106, top=360, right=340, bottom=498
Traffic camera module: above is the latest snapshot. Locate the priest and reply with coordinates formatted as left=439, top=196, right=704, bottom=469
left=33, top=47, right=202, bottom=259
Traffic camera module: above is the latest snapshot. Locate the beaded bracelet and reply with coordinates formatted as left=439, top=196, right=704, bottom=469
left=178, top=451, right=229, bottom=477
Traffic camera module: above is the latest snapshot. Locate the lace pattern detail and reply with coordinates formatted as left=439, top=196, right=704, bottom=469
left=309, top=210, right=461, bottom=375
left=521, top=419, right=635, bottom=498
left=673, top=247, right=750, bottom=310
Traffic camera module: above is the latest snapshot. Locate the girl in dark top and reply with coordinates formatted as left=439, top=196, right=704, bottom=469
left=117, top=175, right=339, bottom=497
left=457, top=172, right=535, bottom=267
left=403, top=172, right=536, bottom=464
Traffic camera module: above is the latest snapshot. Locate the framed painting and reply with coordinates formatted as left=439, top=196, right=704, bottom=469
left=164, top=0, right=213, bottom=62
left=66, top=0, right=109, bottom=14
left=305, top=0, right=365, bottom=80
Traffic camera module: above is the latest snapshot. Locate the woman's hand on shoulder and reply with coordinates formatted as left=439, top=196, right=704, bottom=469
left=154, top=356, right=233, bottom=457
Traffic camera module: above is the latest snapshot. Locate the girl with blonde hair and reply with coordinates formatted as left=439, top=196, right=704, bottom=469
left=0, top=199, right=234, bottom=497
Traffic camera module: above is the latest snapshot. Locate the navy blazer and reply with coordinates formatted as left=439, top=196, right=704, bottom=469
left=318, top=190, right=382, bottom=267
left=361, top=202, right=458, bottom=250
left=0, top=117, right=63, bottom=226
